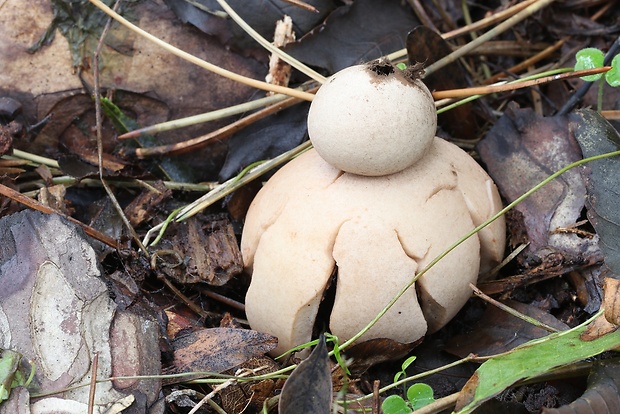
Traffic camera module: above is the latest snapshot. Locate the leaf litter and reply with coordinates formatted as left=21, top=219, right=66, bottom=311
left=1, top=0, right=620, bottom=413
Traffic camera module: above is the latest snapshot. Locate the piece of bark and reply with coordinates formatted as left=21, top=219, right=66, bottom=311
left=160, top=215, right=244, bottom=286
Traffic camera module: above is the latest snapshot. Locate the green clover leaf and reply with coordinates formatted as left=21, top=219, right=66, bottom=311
left=575, top=48, right=605, bottom=82
left=605, top=54, right=620, bottom=87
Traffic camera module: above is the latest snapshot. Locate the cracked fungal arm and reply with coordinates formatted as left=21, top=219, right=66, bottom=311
left=435, top=138, right=506, bottom=275
left=241, top=150, right=342, bottom=272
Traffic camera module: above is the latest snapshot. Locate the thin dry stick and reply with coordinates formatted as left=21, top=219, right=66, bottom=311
left=87, top=0, right=315, bottom=102
left=187, top=366, right=268, bottom=414
left=483, top=0, right=610, bottom=85
left=469, top=283, right=559, bottom=332
left=0, top=183, right=118, bottom=247
left=388, top=0, right=539, bottom=63
left=150, top=250, right=220, bottom=319
left=88, top=353, right=99, bottom=414
left=424, top=0, right=557, bottom=77
left=602, top=110, right=620, bottom=120
left=372, top=380, right=380, bottom=414
left=484, top=39, right=565, bottom=84
left=406, top=0, right=440, bottom=33
left=442, top=0, right=537, bottom=39
left=174, top=140, right=312, bottom=221
left=118, top=92, right=293, bottom=139
left=431, top=66, right=610, bottom=99
left=281, top=0, right=318, bottom=13
left=93, top=0, right=149, bottom=255
left=413, top=393, right=460, bottom=414
left=127, top=90, right=313, bottom=158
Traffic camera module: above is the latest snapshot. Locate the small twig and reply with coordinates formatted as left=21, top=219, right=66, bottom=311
left=406, top=0, right=440, bottom=33
left=88, top=353, right=99, bottom=414
left=150, top=251, right=219, bottom=319
left=10, top=149, right=60, bottom=168
left=118, top=92, right=296, bottom=139
left=176, top=140, right=311, bottom=221
left=443, top=0, right=537, bottom=40
left=281, top=0, right=318, bottom=13
left=484, top=39, right=565, bottom=84
left=413, top=392, right=460, bottom=414
left=127, top=89, right=315, bottom=158
left=602, top=110, right=620, bottom=120
left=372, top=380, right=380, bottom=414
left=424, top=0, right=557, bottom=77
left=432, top=66, right=611, bottom=100
left=187, top=366, right=269, bottom=414
left=484, top=1, right=609, bottom=85
left=482, top=242, right=529, bottom=280
left=142, top=140, right=312, bottom=246
left=0, top=183, right=118, bottom=247
left=198, top=288, right=246, bottom=312
left=469, top=283, right=559, bottom=333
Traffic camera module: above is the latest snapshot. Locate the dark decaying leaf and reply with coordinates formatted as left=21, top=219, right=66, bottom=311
left=218, top=102, right=310, bottom=181
left=0, top=97, right=22, bottom=121
left=541, top=360, right=620, bottom=414
left=284, top=0, right=419, bottom=73
left=279, top=335, right=332, bottom=414
left=345, top=337, right=419, bottom=375
left=478, top=254, right=604, bottom=311
left=445, top=300, right=569, bottom=358
left=407, top=26, right=480, bottom=140
left=123, top=180, right=172, bottom=227
left=220, top=355, right=282, bottom=413
left=167, top=328, right=277, bottom=383
left=569, top=109, right=620, bottom=276
left=0, top=125, right=14, bottom=158
left=478, top=103, right=598, bottom=263
left=163, top=0, right=336, bottom=52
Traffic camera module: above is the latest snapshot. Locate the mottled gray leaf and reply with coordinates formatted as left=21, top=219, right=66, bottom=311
left=569, top=109, right=620, bottom=275
left=279, top=336, right=332, bottom=414
left=478, top=103, right=593, bottom=261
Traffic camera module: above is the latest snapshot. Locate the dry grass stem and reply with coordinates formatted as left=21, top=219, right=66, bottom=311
left=87, top=0, right=316, bottom=101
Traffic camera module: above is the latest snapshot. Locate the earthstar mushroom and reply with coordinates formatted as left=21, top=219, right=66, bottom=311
left=241, top=60, right=505, bottom=356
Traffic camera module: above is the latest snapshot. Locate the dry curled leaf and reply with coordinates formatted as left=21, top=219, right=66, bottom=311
left=478, top=103, right=596, bottom=263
